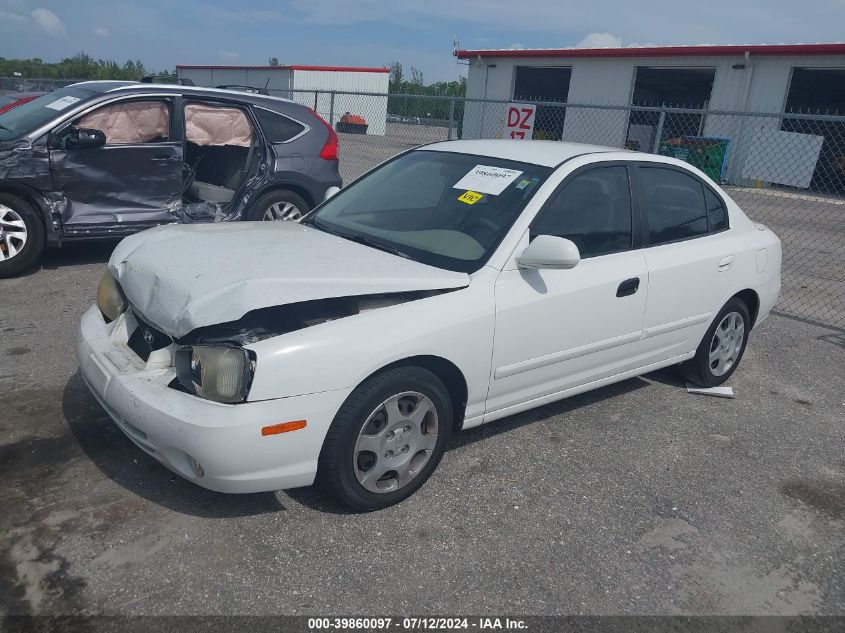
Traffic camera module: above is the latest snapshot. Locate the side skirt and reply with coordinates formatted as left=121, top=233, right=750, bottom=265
left=471, top=352, right=694, bottom=429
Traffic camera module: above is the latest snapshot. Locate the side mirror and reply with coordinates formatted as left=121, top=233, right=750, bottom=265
left=517, top=235, right=581, bottom=270
left=63, top=127, right=106, bottom=150
left=324, top=186, right=340, bottom=201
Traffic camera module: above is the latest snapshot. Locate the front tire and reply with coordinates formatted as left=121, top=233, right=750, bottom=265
left=0, top=193, right=45, bottom=278
left=318, top=366, right=453, bottom=511
left=244, top=189, right=310, bottom=222
left=680, top=297, right=751, bottom=387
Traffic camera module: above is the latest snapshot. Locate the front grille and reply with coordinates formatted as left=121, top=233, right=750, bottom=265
left=128, top=312, right=172, bottom=362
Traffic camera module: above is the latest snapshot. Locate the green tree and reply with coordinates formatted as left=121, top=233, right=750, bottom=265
left=389, top=61, right=403, bottom=92
left=0, top=52, right=168, bottom=82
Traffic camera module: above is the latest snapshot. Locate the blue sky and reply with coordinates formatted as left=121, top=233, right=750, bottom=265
left=1, top=0, right=843, bottom=83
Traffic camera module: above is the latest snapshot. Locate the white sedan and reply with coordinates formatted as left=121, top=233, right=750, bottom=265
left=77, top=140, right=781, bottom=511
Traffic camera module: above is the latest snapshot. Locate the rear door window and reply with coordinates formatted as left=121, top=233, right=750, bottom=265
left=705, top=187, right=728, bottom=232
left=253, top=107, right=305, bottom=143
left=639, top=166, right=708, bottom=245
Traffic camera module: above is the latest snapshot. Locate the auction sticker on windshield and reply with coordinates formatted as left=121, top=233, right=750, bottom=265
left=44, top=96, right=81, bottom=111
left=453, top=165, right=523, bottom=196
left=457, top=190, right=484, bottom=205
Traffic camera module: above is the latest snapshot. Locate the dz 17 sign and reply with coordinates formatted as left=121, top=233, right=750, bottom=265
left=502, top=103, right=536, bottom=140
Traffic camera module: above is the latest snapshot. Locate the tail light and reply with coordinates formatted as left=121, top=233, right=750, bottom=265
left=308, top=107, right=338, bottom=161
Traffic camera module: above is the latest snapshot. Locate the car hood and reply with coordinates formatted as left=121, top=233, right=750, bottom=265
left=109, top=222, right=470, bottom=338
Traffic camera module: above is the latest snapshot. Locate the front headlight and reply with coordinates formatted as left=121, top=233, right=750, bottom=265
left=175, top=345, right=253, bottom=404
left=96, top=271, right=127, bottom=322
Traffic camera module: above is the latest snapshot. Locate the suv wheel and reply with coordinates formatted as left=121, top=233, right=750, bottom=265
left=245, top=190, right=310, bottom=222
left=0, top=193, right=45, bottom=278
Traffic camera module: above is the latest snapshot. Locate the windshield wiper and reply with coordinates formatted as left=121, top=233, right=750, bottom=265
left=300, top=215, right=329, bottom=232
left=335, top=229, right=410, bottom=259
left=302, top=217, right=409, bottom=259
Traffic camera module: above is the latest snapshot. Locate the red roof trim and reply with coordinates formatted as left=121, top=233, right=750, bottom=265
left=455, top=43, right=845, bottom=60
left=286, top=65, right=390, bottom=73
left=176, top=64, right=390, bottom=73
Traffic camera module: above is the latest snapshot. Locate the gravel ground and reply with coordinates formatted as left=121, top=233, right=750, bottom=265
left=0, top=242, right=843, bottom=617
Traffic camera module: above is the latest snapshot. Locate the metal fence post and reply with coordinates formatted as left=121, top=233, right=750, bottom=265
left=652, top=109, right=666, bottom=154
left=329, top=91, right=336, bottom=129
left=447, top=98, right=456, bottom=140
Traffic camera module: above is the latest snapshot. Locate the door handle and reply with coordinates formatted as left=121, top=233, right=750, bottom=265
left=616, top=277, right=640, bottom=298
left=150, top=155, right=171, bottom=162
left=718, top=256, right=734, bottom=272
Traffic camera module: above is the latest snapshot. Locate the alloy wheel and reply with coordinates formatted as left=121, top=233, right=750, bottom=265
left=0, top=204, right=27, bottom=262
left=353, top=391, right=439, bottom=493
left=709, top=311, right=745, bottom=377
left=263, top=201, right=303, bottom=221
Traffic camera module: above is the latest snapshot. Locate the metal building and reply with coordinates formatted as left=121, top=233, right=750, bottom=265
left=176, top=64, right=390, bottom=135
left=456, top=44, right=845, bottom=187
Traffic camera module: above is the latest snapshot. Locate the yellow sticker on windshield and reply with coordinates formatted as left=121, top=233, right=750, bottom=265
left=458, top=190, right=483, bottom=205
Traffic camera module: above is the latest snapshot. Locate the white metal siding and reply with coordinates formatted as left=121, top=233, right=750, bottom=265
left=463, top=52, right=844, bottom=186
left=291, top=70, right=389, bottom=135
left=177, top=68, right=292, bottom=92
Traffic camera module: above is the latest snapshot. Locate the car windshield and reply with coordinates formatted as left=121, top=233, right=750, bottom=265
left=304, top=150, right=551, bottom=273
left=0, top=85, right=99, bottom=140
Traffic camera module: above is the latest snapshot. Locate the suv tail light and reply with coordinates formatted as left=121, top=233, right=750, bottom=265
left=308, top=108, right=338, bottom=161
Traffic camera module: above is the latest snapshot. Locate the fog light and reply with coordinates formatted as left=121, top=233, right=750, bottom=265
left=189, top=457, right=204, bottom=478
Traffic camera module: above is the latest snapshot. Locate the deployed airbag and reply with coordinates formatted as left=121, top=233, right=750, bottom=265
left=185, top=103, right=252, bottom=147
left=78, top=101, right=169, bottom=144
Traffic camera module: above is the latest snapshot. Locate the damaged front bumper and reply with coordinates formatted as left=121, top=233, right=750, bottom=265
left=76, top=305, right=348, bottom=493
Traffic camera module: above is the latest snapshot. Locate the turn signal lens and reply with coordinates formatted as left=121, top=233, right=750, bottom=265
left=261, top=420, right=307, bottom=436
left=96, top=271, right=127, bottom=322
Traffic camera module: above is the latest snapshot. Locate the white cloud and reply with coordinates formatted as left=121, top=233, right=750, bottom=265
left=208, top=8, right=284, bottom=23
left=31, top=8, right=66, bottom=36
left=576, top=32, right=622, bottom=48
left=0, top=10, right=26, bottom=22
left=508, top=43, right=524, bottom=50
left=94, top=26, right=110, bottom=37
left=218, top=50, right=240, bottom=60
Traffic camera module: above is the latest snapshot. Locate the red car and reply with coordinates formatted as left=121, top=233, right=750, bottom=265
left=0, top=92, right=45, bottom=115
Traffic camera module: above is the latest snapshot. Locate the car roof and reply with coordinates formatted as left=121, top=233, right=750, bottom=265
left=62, top=81, right=298, bottom=111
left=99, top=81, right=295, bottom=107
left=419, top=139, right=626, bottom=167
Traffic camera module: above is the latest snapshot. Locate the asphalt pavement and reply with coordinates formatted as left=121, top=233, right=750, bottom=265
left=0, top=241, right=843, bottom=616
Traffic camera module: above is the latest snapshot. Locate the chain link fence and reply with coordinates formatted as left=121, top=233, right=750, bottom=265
left=1, top=78, right=841, bottom=328
left=270, top=88, right=845, bottom=330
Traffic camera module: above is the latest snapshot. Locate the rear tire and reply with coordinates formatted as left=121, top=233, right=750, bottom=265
left=318, top=366, right=453, bottom=511
left=0, top=193, right=45, bottom=278
left=680, top=297, right=751, bottom=387
left=244, top=189, right=310, bottom=222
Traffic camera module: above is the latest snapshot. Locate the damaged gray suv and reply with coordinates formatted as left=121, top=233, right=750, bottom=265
left=0, top=81, right=341, bottom=277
